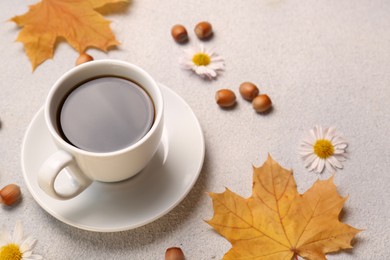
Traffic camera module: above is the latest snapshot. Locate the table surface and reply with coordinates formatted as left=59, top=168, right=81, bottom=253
left=1, top=0, right=389, bottom=259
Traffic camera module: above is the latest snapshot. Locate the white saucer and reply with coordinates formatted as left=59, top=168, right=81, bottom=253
left=21, top=84, right=205, bottom=232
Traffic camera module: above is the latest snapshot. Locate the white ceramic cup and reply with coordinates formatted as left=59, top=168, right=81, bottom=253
left=38, top=60, right=164, bottom=200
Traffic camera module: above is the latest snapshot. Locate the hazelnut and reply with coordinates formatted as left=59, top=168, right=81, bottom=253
left=215, top=89, right=236, bottom=108
left=194, top=21, right=213, bottom=40
left=171, top=24, right=188, bottom=43
left=239, top=82, right=259, bottom=101
left=252, top=94, right=272, bottom=113
left=165, top=247, right=185, bottom=260
left=0, top=184, right=21, bottom=206
left=76, top=53, right=94, bottom=66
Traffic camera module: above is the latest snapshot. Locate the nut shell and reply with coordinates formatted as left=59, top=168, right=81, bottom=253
left=0, top=184, right=21, bottom=206
left=171, top=24, right=188, bottom=43
left=215, top=89, right=236, bottom=108
left=165, top=247, right=185, bottom=260
left=239, top=82, right=259, bottom=101
left=252, top=94, right=272, bottom=113
left=194, top=21, right=213, bottom=39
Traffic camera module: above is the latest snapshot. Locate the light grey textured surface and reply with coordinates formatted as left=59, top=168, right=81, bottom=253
left=1, top=0, right=389, bottom=259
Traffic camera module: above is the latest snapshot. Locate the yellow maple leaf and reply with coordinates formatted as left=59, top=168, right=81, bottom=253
left=10, top=0, right=127, bottom=70
left=207, top=155, right=361, bottom=260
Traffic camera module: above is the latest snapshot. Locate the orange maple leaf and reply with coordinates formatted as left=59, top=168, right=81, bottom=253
left=207, top=155, right=361, bottom=260
left=10, top=0, right=127, bottom=70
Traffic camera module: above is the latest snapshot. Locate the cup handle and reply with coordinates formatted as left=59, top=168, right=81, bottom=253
left=38, top=150, right=92, bottom=200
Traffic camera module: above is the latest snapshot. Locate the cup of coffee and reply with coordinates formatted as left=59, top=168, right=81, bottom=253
left=38, top=60, right=164, bottom=200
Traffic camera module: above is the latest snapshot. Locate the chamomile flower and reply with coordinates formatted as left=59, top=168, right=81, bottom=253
left=179, top=44, right=224, bottom=79
left=0, top=221, right=42, bottom=260
left=299, top=126, right=348, bottom=173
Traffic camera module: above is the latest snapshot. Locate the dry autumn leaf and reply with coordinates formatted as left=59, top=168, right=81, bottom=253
left=207, top=155, right=361, bottom=260
left=10, top=0, right=128, bottom=70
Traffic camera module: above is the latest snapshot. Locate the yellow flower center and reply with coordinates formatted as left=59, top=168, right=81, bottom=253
left=313, top=139, right=334, bottom=159
left=0, top=244, right=22, bottom=260
left=192, top=53, right=210, bottom=66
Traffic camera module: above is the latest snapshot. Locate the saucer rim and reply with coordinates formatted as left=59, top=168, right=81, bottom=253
left=21, top=83, right=205, bottom=232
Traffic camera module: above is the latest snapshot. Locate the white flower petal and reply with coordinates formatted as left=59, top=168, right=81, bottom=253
left=303, top=154, right=316, bottom=167
left=324, top=126, right=337, bottom=140
left=207, top=72, right=217, bottom=79
left=334, top=154, right=347, bottom=161
left=315, top=159, right=325, bottom=173
left=20, top=236, right=37, bottom=253
left=324, top=160, right=334, bottom=173
left=194, top=66, right=217, bottom=79
left=205, top=47, right=215, bottom=56
left=332, top=137, right=348, bottom=146
left=195, top=66, right=207, bottom=76
left=183, top=48, right=195, bottom=57
left=299, top=145, right=314, bottom=152
left=301, top=140, right=312, bottom=147
left=299, top=151, right=317, bottom=158
left=205, top=67, right=217, bottom=78
left=299, top=150, right=313, bottom=157
left=299, top=146, right=312, bottom=153
left=312, top=126, right=319, bottom=139
left=207, top=62, right=224, bottom=70
left=0, top=225, right=11, bottom=244
left=334, top=143, right=348, bottom=149
left=334, top=149, right=346, bottom=155
left=24, top=254, right=43, bottom=260
left=317, top=126, right=324, bottom=139
left=13, top=221, right=24, bottom=243
left=202, top=73, right=213, bottom=80
left=328, top=156, right=343, bottom=169
left=179, top=61, right=194, bottom=70
left=210, top=56, right=225, bottom=62
left=309, top=157, right=320, bottom=171
left=302, top=134, right=316, bottom=145
left=309, top=128, right=317, bottom=141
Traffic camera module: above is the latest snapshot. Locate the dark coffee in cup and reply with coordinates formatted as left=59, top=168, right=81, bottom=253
left=58, top=76, right=155, bottom=153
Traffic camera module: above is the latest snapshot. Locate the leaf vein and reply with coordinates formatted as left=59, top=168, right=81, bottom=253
left=271, top=162, right=293, bottom=248
left=215, top=195, right=290, bottom=248
left=253, top=190, right=277, bottom=213
left=294, top=196, right=320, bottom=248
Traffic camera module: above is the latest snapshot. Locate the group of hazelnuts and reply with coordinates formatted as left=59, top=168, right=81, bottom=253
left=216, top=83, right=272, bottom=113
left=171, top=21, right=213, bottom=43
